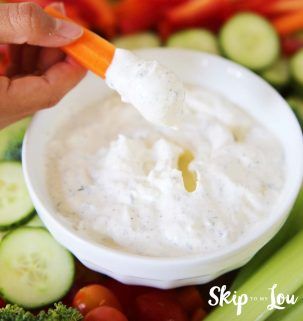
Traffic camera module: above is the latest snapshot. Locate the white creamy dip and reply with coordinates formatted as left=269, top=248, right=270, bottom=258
left=105, top=49, right=185, bottom=127
left=46, top=85, right=284, bottom=257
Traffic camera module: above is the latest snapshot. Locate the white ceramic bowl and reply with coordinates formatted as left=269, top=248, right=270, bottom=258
left=22, top=49, right=303, bottom=289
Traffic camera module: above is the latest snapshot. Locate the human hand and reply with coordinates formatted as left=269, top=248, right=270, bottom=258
left=0, top=2, right=87, bottom=129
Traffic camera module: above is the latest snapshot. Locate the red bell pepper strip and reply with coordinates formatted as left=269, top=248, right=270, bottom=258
left=272, top=10, right=303, bottom=36
left=74, top=0, right=116, bottom=38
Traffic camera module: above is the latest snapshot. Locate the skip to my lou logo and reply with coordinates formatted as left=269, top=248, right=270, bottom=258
left=208, top=284, right=299, bottom=316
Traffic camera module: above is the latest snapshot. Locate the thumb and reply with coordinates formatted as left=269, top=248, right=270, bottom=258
left=0, top=2, right=83, bottom=47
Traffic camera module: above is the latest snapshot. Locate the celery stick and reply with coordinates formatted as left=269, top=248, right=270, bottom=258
left=277, top=303, right=303, bottom=321
left=204, top=231, right=303, bottom=321
left=266, top=286, right=303, bottom=321
left=231, top=188, right=303, bottom=290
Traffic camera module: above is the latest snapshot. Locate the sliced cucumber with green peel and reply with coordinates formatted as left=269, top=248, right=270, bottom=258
left=113, top=32, right=161, bottom=50
left=0, top=162, right=34, bottom=230
left=287, top=96, right=303, bottom=128
left=166, top=28, right=219, bottom=54
left=290, top=48, right=303, bottom=89
left=0, top=227, right=75, bottom=309
left=220, top=13, right=280, bottom=71
left=261, top=58, right=290, bottom=88
left=26, top=214, right=44, bottom=228
left=0, top=117, right=31, bottom=161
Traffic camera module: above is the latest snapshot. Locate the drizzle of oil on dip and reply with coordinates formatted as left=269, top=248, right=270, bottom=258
left=46, top=85, right=285, bottom=257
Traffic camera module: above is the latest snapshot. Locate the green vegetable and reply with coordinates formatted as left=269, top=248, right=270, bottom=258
left=37, top=303, right=83, bottom=321
left=290, top=48, right=303, bottom=90
left=113, top=32, right=161, bottom=49
left=0, top=117, right=31, bottom=162
left=266, top=286, right=303, bottom=321
left=166, top=28, right=219, bottom=54
left=231, top=187, right=303, bottom=290
left=0, top=162, right=35, bottom=231
left=0, top=227, right=75, bottom=309
left=261, top=58, right=290, bottom=89
left=25, top=214, right=44, bottom=228
left=205, top=231, right=303, bottom=321
left=287, top=96, right=303, bottom=128
left=0, top=303, right=83, bottom=321
left=220, top=13, right=280, bottom=70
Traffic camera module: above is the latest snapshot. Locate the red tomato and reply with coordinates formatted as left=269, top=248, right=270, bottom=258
left=135, top=291, right=188, bottom=321
left=84, top=306, right=128, bottom=321
left=73, top=284, right=122, bottom=316
left=103, top=278, right=152, bottom=318
left=0, top=297, right=5, bottom=308
left=176, top=286, right=205, bottom=313
left=191, top=308, right=207, bottom=321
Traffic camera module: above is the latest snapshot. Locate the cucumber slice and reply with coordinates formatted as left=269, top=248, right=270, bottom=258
left=287, top=96, right=303, bottom=128
left=166, top=28, right=219, bottom=55
left=26, top=215, right=44, bottom=228
left=0, top=117, right=31, bottom=161
left=0, top=162, right=35, bottom=230
left=220, top=13, right=280, bottom=71
left=113, top=32, right=161, bottom=50
left=261, top=58, right=290, bottom=88
left=290, top=48, right=303, bottom=88
left=0, top=227, right=75, bottom=309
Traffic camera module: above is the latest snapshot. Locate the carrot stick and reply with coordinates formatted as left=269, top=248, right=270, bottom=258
left=45, top=6, right=115, bottom=78
left=261, top=0, right=303, bottom=17
left=165, top=0, right=225, bottom=25
left=272, top=9, right=303, bottom=36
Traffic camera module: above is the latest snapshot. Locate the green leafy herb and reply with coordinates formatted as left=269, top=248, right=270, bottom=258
left=0, top=303, right=83, bottom=321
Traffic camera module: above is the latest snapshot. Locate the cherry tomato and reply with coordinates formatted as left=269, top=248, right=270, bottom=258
left=103, top=278, right=153, bottom=318
left=191, top=308, right=207, bottom=321
left=73, top=284, right=122, bottom=316
left=135, top=291, right=188, bottom=321
left=0, top=297, right=5, bottom=308
left=176, top=286, right=205, bottom=313
left=84, top=306, right=128, bottom=321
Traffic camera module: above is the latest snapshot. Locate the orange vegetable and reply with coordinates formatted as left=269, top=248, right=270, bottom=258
left=45, top=6, right=115, bottom=78
left=165, top=0, right=226, bottom=26
left=272, top=9, right=303, bottom=36
left=114, top=0, right=187, bottom=34
left=261, top=0, right=303, bottom=17
left=159, top=0, right=227, bottom=38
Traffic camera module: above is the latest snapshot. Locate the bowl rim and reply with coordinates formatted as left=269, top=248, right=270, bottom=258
left=23, top=48, right=303, bottom=268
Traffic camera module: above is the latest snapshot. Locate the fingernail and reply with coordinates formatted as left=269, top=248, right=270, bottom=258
left=56, top=19, right=83, bottom=40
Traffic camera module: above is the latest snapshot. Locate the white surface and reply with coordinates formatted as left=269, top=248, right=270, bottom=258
left=46, top=86, right=284, bottom=258
left=23, top=49, right=303, bottom=288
